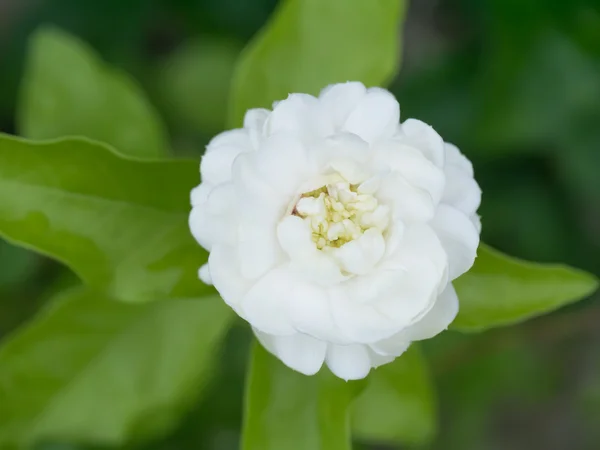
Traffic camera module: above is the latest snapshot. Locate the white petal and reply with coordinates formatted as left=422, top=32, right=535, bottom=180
left=367, top=348, right=398, bottom=368
left=377, top=173, right=435, bottom=223
left=402, top=283, right=459, bottom=341
left=277, top=215, right=314, bottom=258
left=430, top=205, right=480, bottom=280
left=374, top=140, right=446, bottom=205
left=277, top=216, right=346, bottom=286
left=253, top=133, right=311, bottom=195
left=201, top=144, right=245, bottom=185
left=369, top=336, right=410, bottom=357
left=198, top=264, right=212, bottom=285
left=190, top=183, right=211, bottom=207
left=330, top=228, right=385, bottom=275
left=319, top=82, right=367, bottom=128
left=442, top=143, right=481, bottom=216
left=265, top=93, right=333, bottom=139
left=309, top=132, right=370, bottom=170
left=238, top=223, right=282, bottom=280
left=326, top=344, right=372, bottom=380
left=189, top=184, right=236, bottom=250
left=209, top=244, right=251, bottom=315
left=244, top=108, right=270, bottom=148
left=232, top=153, right=284, bottom=220
left=444, top=142, right=473, bottom=176
left=255, top=330, right=326, bottom=376
left=343, top=88, right=400, bottom=143
left=399, top=119, right=445, bottom=168
left=206, top=128, right=252, bottom=150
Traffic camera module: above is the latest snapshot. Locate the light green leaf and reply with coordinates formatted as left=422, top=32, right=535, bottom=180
left=229, top=0, right=407, bottom=126
left=453, top=244, right=599, bottom=331
left=0, top=133, right=207, bottom=301
left=352, top=346, right=436, bottom=446
left=242, top=342, right=361, bottom=450
left=18, top=27, right=169, bottom=158
left=0, top=288, right=234, bottom=448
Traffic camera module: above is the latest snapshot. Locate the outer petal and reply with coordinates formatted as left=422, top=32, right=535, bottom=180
left=201, top=144, right=247, bottom=186
left=376, top=173, right=435, bottom=223
left=244, top=108, right=270, bottom=148
left=206, top=128, right=252, bottom=150
left=240, top=269, right=298, bottom=335
left=442, top=143, right=481, bottom=216
left=331, top=225, right=447, bottom=344
left=189, top=183, right=236, bottom=250
left=255, top=330, right=327, bottom=376
left=265, top=93, right=334, bottom=139
left=326, top=344, right=372, bottom=380
left=401, top=282, right=459, bottom=341
left=430, top=204, right=480, bottom=280
left=374, top=140, right=446, bottom=205
left=343, top=88, right=400, bottom=144
left=319, top=82, right=367, bottom=129
left=209, top=244, right=251, bottom=315
left=398, top=119, right=445, bottom=168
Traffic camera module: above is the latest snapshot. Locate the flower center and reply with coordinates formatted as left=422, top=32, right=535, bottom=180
left=293, top=180, right=389, bottom=250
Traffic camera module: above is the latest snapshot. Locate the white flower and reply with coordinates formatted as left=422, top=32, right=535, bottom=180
left=189, top=82, right=481, bottom=380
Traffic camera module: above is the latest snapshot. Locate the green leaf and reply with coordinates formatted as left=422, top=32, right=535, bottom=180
left=453, top=244, right=599, bottom=331
left=242, top=342, right=361, bottom=450
left=0, top=133, right=207, bottom=301
left=18, top=27, right=169, bottom=158
left=352, top=346, right=436, bottom=446
left=156, top=38, right=242, bottom=135
left=0, top=288, right=234, bottom=448
left=229, top=0, right=407, bottom=126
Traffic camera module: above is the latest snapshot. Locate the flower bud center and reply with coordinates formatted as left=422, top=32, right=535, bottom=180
left=293, top=180, right=389, bottom=250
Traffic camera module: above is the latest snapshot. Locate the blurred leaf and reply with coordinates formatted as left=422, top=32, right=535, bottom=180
left=352, top=346, right=436, bottom=446
left=0, top=241, right=38, bottom=289
left=156, top=38, right=242, bottom=135
left=229, top=0, right=407, bottom=126
left=242, top=342, right=361, bottom=450
left=0, top=288, right=233, bottom=449
left=0, top=133, right=208, bottom=301
left=453, top=244, right=598, bottom=331
left=18, top=27, right=169, bottom=158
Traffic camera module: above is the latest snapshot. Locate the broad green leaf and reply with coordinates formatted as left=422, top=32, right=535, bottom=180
left=242, top=342, right=361, bottom=450
left=0, top=133, right=207, bottom=301
left=156, top=38, right=242, bottom=135
left=453, top=244, right=598, bottom=331
left=0, top=288, right=234, bottom=448
left=352, top=346, right=436, bottom=446
left=18, top=27, right=169, bottom=158
left=229, top=0, right=407, bottom=126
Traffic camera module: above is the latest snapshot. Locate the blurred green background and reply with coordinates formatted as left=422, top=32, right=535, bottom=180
left=0, top=0, right=599, bottom=449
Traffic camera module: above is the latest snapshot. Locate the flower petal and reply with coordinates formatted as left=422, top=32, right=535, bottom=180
left=402, top=282, right=459, bottom=341
left=430, top=204, right=480, bottom=280
left=244, top=108, right=270, bottom=148
left=343, top=88, right=400, bottom=143
left=377, top=173, right=435, bottom=223
left=319, top=82, right=367, bottom=128
left=330, top=228, right=385, bottom=275
left=326, top=344, right=372, bottom=380
left=265, top=93, right=333, bottom=139
left=255, top=330, right=327, bottom=376
left=253, top=133, right=312, bottom=196
left=398, top=119, right=445, bottom=168
left=374, top=139, right=446, bottom=204
left=209, top=244, right=251, bottom=315
left=201, top=144, right=246, bottom=185
left=442, top=143, right=481, bottom=216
